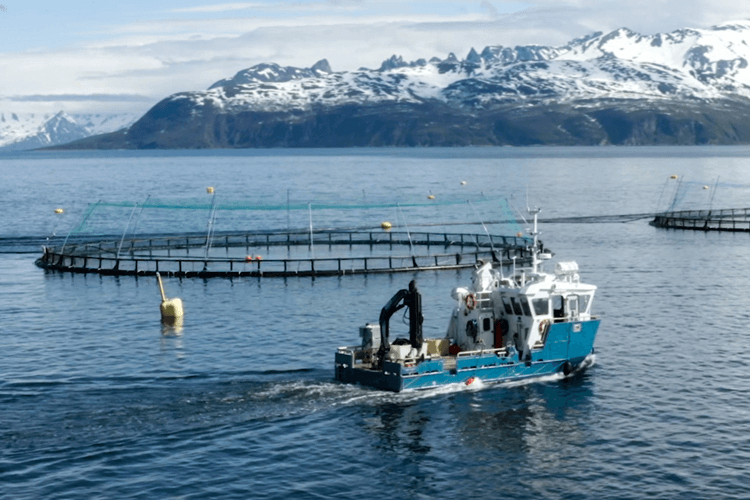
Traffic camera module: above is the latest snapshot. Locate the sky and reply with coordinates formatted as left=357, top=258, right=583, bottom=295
left=1, top=0, right=749, bottom=115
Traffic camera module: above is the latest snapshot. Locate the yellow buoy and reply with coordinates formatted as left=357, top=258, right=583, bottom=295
left=156, top=272, right=183, bottom=323
left=670, top=175, right=678, bottom=179
left=54, top=208, right=64, bottom=214
left=207, top=186, right=214, bottom=194
left=427, top=195, right=435, bottom=200
left=381, top=221, right=392, bottom=230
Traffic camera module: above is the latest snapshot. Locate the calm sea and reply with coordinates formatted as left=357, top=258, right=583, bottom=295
left=2, top=147, right=750, bottom=499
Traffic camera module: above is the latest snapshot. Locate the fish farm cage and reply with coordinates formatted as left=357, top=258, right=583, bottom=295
left=650, top=174, right=750, bottom=233
left=36, top=195, right=536, bottom=278
left=649, top=175, right=750, bottom=233
left=650, top=207, right=750, bottom=232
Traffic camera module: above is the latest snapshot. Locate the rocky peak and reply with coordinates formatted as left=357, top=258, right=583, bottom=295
left=311, top=59, right=332, bottom=74
left=378, top=55, right=428, bottom=71
left=209, top=61, right=333, bottom=90
left=466, top=48, right=482, bottom=64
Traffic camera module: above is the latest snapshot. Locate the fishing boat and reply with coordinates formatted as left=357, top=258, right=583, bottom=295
left=334, top=208, right=600, bottom=392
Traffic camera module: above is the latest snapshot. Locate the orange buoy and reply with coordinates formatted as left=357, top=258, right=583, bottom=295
left=245, top=255, right=253, bottom=262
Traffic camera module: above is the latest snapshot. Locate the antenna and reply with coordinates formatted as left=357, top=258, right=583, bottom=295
left=527, top=206, right=542, bottom=274
left=525, top=185, right=530, bottom=212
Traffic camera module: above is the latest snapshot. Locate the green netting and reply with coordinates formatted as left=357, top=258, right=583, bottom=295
left=62, top=195, right=526, bottom=241
left=95, top=195, right=508, bottom=211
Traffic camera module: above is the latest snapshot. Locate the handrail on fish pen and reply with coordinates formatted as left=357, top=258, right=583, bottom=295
left=36, top=229, right=535, bottom=278
left=651, top=206, right=750, bottom=232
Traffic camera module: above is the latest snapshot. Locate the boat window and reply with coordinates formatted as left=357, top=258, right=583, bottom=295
left=552, top=295, right=564, bottom=320
left=483, top=317, right=491, bottom=331
left=510, top=297, right=523, bottom=316
left=532, top=298, right=549, bottom=316
left=567, top=296, right=579, bottom=318
left=579, top=294, right=591, bottom=314
left=501, top=296, right=513, bottom=315
left=521, top=299, right=532, bottom=317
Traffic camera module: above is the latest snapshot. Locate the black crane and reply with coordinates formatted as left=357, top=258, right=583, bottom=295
left=377, top=280, right=423, bottom=366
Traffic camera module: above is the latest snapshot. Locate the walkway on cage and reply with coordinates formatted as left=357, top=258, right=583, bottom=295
left=36, top=228, right=535, bottom=278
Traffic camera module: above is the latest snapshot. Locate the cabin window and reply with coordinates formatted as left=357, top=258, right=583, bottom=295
left=510, top=297, right=523, bottom=316
left=483, top=317, right=491, bottom=331
left=567, top=296, right=579, bottom=318
left=501, top=296, right=513, bottom=315
left=532, top=298, right=549, bottom=316
left=579, top=295, right=591, bottom=314
left=552, top=295, right=564, bottom=320
left=521, top=299, right=532, bottom=317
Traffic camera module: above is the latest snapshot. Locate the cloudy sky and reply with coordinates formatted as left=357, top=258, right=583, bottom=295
left=1, top=1, right=748, bottom=115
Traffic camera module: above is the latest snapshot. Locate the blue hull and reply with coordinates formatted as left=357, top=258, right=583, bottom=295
left=335, top=319, right=600, bottom=392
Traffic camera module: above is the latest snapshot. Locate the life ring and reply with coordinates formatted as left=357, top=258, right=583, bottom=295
left=539, top=319, right=551, bottom=335
left=465, top=293, right=477, bottom=310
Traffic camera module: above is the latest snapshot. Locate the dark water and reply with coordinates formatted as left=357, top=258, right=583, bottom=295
left=3, top=147, right=750, bottom=499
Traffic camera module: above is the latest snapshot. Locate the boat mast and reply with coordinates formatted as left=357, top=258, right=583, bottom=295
left=528, top=207, right=541, bottom=274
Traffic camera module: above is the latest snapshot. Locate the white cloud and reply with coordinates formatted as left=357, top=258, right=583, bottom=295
left=3, top=0, right=750, bottom=114
left=172, top=3, right=266, bottom=13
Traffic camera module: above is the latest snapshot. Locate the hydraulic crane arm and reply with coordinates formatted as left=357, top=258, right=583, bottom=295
left=378, top=280, right=423, bottom=360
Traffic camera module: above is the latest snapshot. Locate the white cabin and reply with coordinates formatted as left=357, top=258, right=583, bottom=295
left=445, top=210, right=597, bottom=359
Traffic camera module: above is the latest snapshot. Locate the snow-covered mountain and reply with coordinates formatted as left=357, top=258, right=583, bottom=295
left=0, top=111, right=136, bottom=150
left=61, top=21, right=750, bottom=148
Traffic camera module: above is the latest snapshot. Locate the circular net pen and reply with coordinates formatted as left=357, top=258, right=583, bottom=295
left=36, top=196, right=536, bottom=278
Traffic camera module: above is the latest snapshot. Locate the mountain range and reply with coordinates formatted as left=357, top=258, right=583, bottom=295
left=1, top=111, right=136, bottom=151
left=55, top=21, right=750, bottom=148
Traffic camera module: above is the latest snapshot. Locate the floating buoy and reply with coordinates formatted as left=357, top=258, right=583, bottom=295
left=381, top=221, right=392, bottom=230
left=670, top=175, right=678, bottom=179
left=206, top=186, right=214, bottom=194
left=245, top=255, right=253, bottom=262
left=427, top=194, right=435, bottom=200
left=156, top=272, right=183, bottom=324
left=703, top=185, right=709, bottom=189
left=460, top=181, right=467, bottom=185
left=54, top=208, right=64, bottom=214
left=465, top=376, right=476, bottom=386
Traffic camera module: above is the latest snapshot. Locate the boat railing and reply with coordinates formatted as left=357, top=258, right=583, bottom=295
left=337, top=346, right=361, bottom=354
left=554, top=314, right=599, bottom=323
left=456, top=346, right=508, bottom=358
